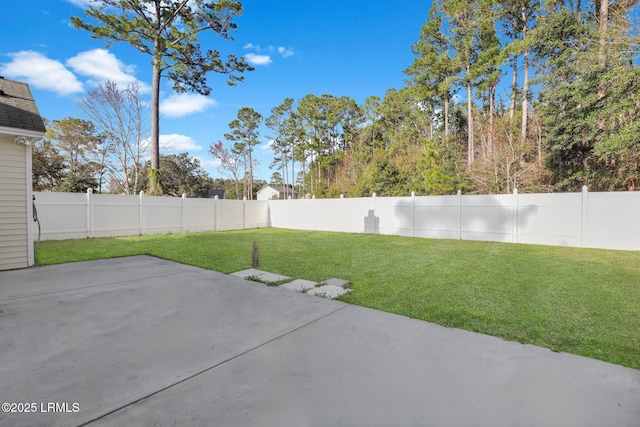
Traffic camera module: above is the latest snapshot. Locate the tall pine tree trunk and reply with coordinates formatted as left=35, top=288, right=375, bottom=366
left=301, top=151, right=307, bottom=195
left=149, top=6, right=162, bottom=196
left=596, top=0, right=608, bottom=133
left=521, top=49, right=529, bottom=145
left=282, top=160, right=287, bottom=199
left=467, top=75, right=474, bottom=165
left=148, top=57, right=162, bottom=195
left=248, top=147, right=253, bottom=200
left=291, top=153, right=295, bottom=199
left=510, top=54, right=518, bottom=121
left=520, top=6, right=529, bottom=146
left=489, top=83, right=496, bottom=154
left=444, top=97, right=450, bottom=138
left=598, top=0, right=608, bottom=57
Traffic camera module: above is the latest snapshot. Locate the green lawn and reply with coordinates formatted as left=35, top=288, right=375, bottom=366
left=36, top=228, right=640, bottom=370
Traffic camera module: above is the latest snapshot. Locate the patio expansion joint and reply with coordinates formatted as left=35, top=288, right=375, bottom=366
left=0, top=271, right=193, bottom=303
left=77, top=303, right=352, bottom=427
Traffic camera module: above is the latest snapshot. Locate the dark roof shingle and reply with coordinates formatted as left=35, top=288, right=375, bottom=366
left=0, top=77, right=46, bottom=134
left=263, top=185, right=298, bottom=194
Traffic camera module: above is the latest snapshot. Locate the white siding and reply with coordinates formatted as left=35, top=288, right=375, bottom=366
left=257, top=187, right=279, bottom=200
left=0, top=136, right=29, bottom=270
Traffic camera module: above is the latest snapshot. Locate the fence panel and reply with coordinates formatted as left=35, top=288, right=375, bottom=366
left=269, top=198, right=374, bottom=233
left=516, top=192, right=583, bottom=247
left=378, top=196, right=413, bottom=237
left=460, top=194, right=514, bottom=243
left=33, top=192, right=270, bottom=239
left=414, top=195, right=460, bottom=240
left=32, top=190, right=640, bottom=251
left=245, top=200, right=270, bottom=229
left=216, top=199, right=245, bottom=231
left=142, top=195, right=182, bottom=234
left=34, top=192, right=88, bottom=240
left=313, top=198, right=372, bottom=233
left=268, top=199, right=316, bottom=230
left=183, top=197, right=215, bottom=233
left=91, top=193, right=140, bottom=238
left=587, top=191, right=640, bottom=250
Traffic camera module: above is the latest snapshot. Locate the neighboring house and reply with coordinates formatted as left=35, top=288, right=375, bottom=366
left=207, top=188, right=226, bottom=199
left=257, top=185, right=298, bottom=200
left=0, top=77, right=46, bottom=270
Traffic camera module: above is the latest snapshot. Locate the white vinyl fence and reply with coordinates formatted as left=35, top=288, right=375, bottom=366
left=33, top=190, right=269, bottom=240
left=34, top=187, right=640, bottom=251
left=269, top=187, right=640, bottom=251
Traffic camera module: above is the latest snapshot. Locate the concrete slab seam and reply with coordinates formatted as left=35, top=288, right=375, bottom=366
left=76, top=304, right=352, bottom=427
left=0, top=271, right=200, bottom=303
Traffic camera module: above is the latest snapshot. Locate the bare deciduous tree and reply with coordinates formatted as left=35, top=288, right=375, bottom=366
left=209, top=140, right=244, bottom=199
left=77, top=80, right=150, bottom=194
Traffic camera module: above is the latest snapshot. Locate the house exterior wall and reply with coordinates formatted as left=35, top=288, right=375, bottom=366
left=0, top=134, right=33, bottom=270
left=257, top=187, right=279, bottom=200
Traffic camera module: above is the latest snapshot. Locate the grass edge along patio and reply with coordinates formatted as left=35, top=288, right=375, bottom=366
left=36, top=228, right=640, bottom=371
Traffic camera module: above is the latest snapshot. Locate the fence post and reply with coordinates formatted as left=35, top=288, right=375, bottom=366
left=139, top=191, right=145, bottom=235
left=214, top=195, right=218, bottom=232
left=581, top=185, right=589, bottom=247
left=513, top=188, right=518, bottom=243
left=86, top=188, right=93, bottom=238
left=411, top=191, right=416, bottom=237
left=243, top=196, right=247, bottom=230
left=457, top=189, right=462, bottom=240
left=372, top=192, right=377, bottom=233
left=181, top=193, right=187, bottom=233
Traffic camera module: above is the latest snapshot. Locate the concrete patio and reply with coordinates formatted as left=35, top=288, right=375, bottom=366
left=0, top=256, right=638, bottom=426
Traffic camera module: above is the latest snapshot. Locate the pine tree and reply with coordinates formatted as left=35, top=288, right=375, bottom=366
left=72, top=0, right=252, bottom=194
left=224, top=108, right=262, bottom=199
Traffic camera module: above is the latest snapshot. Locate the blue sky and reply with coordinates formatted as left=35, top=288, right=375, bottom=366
left=1, top=0, right=432, bottom=181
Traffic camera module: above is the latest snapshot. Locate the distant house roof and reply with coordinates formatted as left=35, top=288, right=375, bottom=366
left=266, top=185, right=297, bottom=193
left=0, top=76, right=46, bottom=136
left=208, top=188, right=226, bottom=199
left=257, top=185, right=299, bottom=200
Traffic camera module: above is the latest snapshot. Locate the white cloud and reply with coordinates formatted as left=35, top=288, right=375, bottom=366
left=65, top=0, right=93, bottom=7
left=196, top=156, right=221, bottom=168
left=159, top=134, right=203, bottom=152
left=67, top=49, right=148, bottom=91
left=160, top=93, right=216, bottom=117
left=0, top=51, right=83, bottom=96
left=246, top=53, right=272, bottom=66
left=277, top=47, right=294, bottom=58
left=243, top=42, right=294, bottom=64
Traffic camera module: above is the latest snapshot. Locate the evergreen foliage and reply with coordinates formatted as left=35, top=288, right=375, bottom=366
left=58, top=0, right=640, bottom=196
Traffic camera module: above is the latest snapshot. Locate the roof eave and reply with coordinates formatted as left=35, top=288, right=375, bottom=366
left=0, top=125, right=46, bottom=139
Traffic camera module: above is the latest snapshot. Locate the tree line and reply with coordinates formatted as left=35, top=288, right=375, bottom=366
left=33, top=113, right=262, bottom=199
left=215, top=0, right=640, bottom=197
left=32, top=81, right=233, bottom=198
left=41, top=0, right=640, bottom=198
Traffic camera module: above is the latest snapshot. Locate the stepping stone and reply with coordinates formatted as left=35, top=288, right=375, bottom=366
left=280, top=279, right=318, bottom=292
left=231, top=269, right=290, bottom=283
left=306, top=285, right=352, bottom=299
left=322, top=278, right=350, bottom=288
